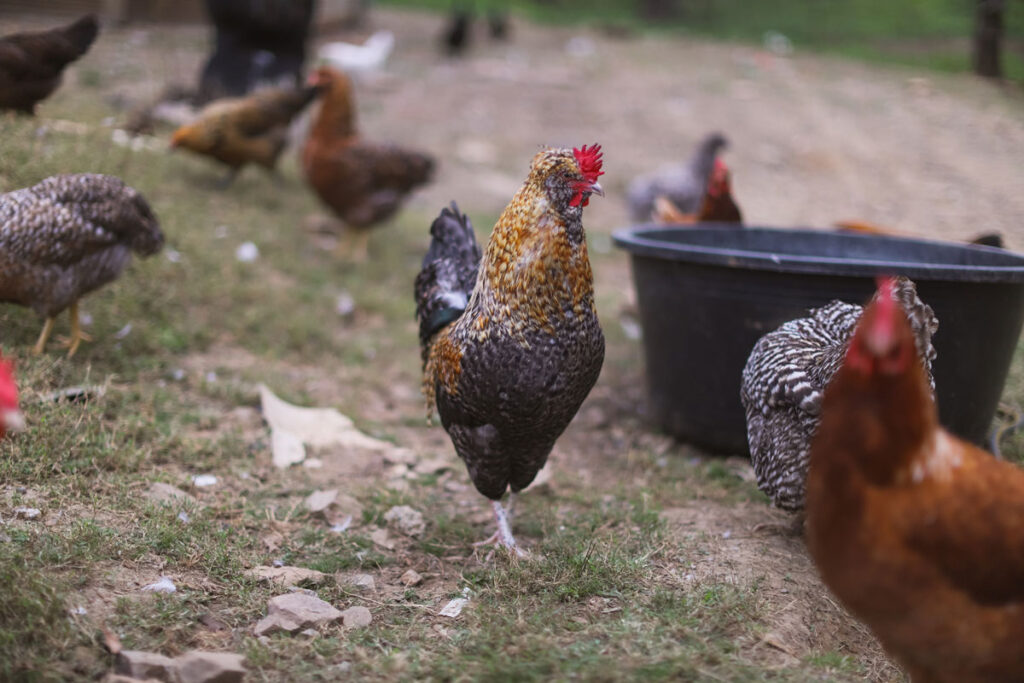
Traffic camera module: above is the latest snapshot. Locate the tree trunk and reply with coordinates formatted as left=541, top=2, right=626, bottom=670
left=972, top=0, right=1005, bottom=78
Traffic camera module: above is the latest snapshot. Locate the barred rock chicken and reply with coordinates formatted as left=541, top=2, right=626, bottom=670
left=171, top=84, right=321, bottom=186
left=652, top=157, right=743, bottom=225
left=414, top=146, right=606, bottom=553
left=807, top=278, right=1024, bottom=683
left=627, top=132, right=728, bottom=222
left=741, top=276, right=937, bottom=511
left=0, top=174, right=163, bottom=357
left=0, top=14, right=99, bottom=114
left=303, top=67, right=435, bottom=261
left=0, top=357, right=24, bottom=438
left=197, top=0, right=315, bottom=104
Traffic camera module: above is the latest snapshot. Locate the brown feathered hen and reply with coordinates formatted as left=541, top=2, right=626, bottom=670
left=414, top=146, right=605, bottom=553
left=303, top=66, right=435, bottom=261
left=807, top=277, right=1024, bottom=683
left=652, top=158, right=743, bottom=225
left=0, top=14, right=99, bottom=114
left=170, top=84, right=321, bottom=186
left=0, top=174, right=163, bottom=357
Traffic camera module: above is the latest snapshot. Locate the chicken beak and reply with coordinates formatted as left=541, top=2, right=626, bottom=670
left=2, top=408, right=24, bottom=433
left=589, top=182, right=605, bottom=198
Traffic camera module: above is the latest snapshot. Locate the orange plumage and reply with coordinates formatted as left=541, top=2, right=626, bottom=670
left=806, top=277, right=1024, bottom=683
left=303, top=66, right=434, bottom=261
left=652, top=158, right=742, bottom=225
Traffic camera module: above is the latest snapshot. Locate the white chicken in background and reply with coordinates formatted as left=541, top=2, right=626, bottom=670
left=317, top=30, right=395, bottom=73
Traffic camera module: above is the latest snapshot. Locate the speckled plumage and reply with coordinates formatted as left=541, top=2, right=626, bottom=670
left=740, top=277, right=937, bottom=511
left=416, top=147, right=605, bottom=502
left=0, top=173, right=163, bottom=319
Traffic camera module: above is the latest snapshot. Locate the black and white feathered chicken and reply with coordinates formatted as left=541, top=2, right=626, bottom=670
left=740, top=277, right=938, bottom=511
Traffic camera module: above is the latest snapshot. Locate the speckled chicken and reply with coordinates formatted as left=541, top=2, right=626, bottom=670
left=0, top=174, right=164, bottom=357
left=740, top=276, right=937, bottom=511
left=415, top=146, right=606, bottom=553
left=0, top=14, right=99, bottom=114
left=627, top=132, right=728, bottom=223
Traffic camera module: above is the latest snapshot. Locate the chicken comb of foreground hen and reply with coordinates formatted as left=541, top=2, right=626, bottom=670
left=0, top=357, right=24, bottom=438
left=806, top=276, right=1024, bottom=683
left=415, top=145, right=606, bottom=556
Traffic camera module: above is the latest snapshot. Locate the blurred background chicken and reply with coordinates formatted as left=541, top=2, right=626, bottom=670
left=303, top=66, right=435, bottom=261
left=0, top=14, right=99, bottom=115
left=741, top=276, right=937, bottom=512
left=0, top=357, right=23, bottom=439
left=627, top=131, right=728, bottom=223
left=317, top=30, right=396, bottom=74
left=835, top=219, right=1005, bottom=249
left=414, top=145, right=606, bottom=553
left=652, top=157, right=743, bottom=225
left=197, top=0, right=316, bottom=104
left=170, top=84, right=321, bottom=186
left=0, top=174, right=164, bottom=357
left=806, top=277, right=1024, bottom=682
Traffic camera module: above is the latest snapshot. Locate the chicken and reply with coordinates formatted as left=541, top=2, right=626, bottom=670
left=627, top=132, right=728, bottom=223
left=0, top=174, right=164, bottom=357
left=835, top=220, right=1005, bottom=249
left=740, top=276, right=937, bottom=512
left=170, top=84, right=321, bottom=186
left=806, top=277, right=1024, bottom=683
left=652, top=157, right=743, bottom=225
left=0, top=356, right=24, bottom=439
left=414, top=145, right=606, bottom=553
left=198, top=0, right=315, bottom=104
left=303, top=67, right=435, bottom=261
left=0, top=14, right=99, bottom=115
left=441, top=5, right=473, bottom=56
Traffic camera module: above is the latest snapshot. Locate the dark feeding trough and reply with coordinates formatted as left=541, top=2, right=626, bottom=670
left=612, top=225, right=1024, bottom=455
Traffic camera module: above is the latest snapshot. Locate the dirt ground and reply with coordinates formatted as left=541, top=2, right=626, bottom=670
left=5, top=5, right=1024, bottom=680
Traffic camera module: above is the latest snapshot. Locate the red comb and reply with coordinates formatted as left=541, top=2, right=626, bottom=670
left=573, top=144, right=604, bottom=184
left=870, top=275, right=898, bottom=343
left=0, top=357, right=17, bottom=410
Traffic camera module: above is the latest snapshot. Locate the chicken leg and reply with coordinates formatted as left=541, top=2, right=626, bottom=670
left=473, top=494, right=525, bottom=557
left=55, top=301, right=92, bottom=358
left=31, top=316, right=57, bottom=355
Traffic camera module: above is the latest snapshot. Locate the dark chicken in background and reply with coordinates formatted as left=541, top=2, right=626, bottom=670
left=0, top=14, right=99, bottom=114
left=303, top=66, right=435, bottom=261
left=741, top=276, right=937, bottom=512
left=171, top=84, right=321, bottom=186
left=198, top=0, right=316, bottom=104
left=415, top=146, right=606, bottom=553
left=652, top=157, right=742, bottom=225
left=0, top=174, right=164, bottom=357
left=807, top=277, right=1024, bottom=682
left=627, top=132, right=728, bottom=222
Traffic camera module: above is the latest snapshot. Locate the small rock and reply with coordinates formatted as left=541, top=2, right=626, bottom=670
left=245, top=566, right=325, bottom=587
left=305, top=489, right=363, bottom=527
left=303, top=457, right=323, bottom=469
left=335, top=292, right=356, bottom=318
left=175, top=650, right=246, bottom=683
left=192, top=474, right=217, bottom=488
left=382, top=449, right=417, bottom=465
left=69, top=606, right=88, bottom=616
left=413, top=458, right=451, bottom=475
left=260, top=530, right=285, bottom=552
left=14, top=506, right=41, bottom=520
left=299, top=628, right=319, bottom=639
left=115, top=650, right=175, bottom=680
left=341, top=606, right=372, bottom=629
left=330, top=516, right=352, bottom=533
left=253, top=592, right=343, bottom=636
left=304, top=489, right=338, bottom=513
left=438, top=598, right=469, bottom=618
left=443, top=480, right=467, bottom=493
left=383, top=506, right=425, bottom=538
left=141, top=576, right=177, bottom=594
left=178, top=511, right=191, bottom=524
left=399, top=569, right=422, bottom=587
left=346, top=573, right=375, bottom=593
left=369, top=527, right=395, bottom=550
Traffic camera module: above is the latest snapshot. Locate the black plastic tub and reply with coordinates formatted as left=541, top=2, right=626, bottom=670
left=612, top=225, right=1024, bottom=454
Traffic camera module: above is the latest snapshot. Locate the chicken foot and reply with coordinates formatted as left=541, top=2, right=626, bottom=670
left=31, top=316, right=57, bottom=355
left=334, top=228, right=372, bottom=263
left=473, top=495, right=526, bottom=557
left=54, top=301, right=93, bottom=358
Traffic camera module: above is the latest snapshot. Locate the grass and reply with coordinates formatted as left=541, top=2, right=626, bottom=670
left=382, top=0, right=1024, bottom=81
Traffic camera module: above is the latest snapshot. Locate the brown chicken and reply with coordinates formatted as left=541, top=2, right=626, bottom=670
left=652, top=158, right=743, bottom=225
left=414, top=146, right=605, bottom=553
left=835, top=220, right=1004, bottom=249
left=0, top=174, right=164, bottom=357
left=303, top=66, right=435, bottom=261
left=0, top=14, right=99, bottom=114
left=806, top=277, right=1024, bottom=683
left=170, top=84, right=321, bottom=186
